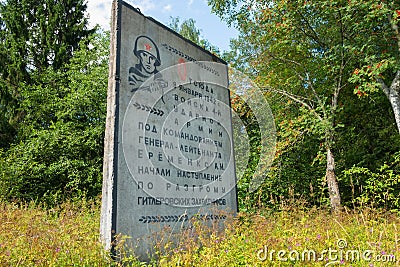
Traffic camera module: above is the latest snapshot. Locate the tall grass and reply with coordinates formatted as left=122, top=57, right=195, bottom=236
left=0, top=198, right=112, bottom=266
left=158, top=206, right=400, bottom=266
left=0, top=198, right=399, bottom=266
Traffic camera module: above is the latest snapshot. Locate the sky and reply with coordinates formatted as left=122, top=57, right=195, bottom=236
left=86, top=0, right=239, bottom=52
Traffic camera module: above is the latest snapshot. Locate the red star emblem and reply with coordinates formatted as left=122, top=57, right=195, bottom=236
left=144, top=43, right=152, bottom=51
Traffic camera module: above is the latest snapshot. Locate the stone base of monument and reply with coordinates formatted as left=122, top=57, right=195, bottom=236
left=112, top=207, right=235, bottom=262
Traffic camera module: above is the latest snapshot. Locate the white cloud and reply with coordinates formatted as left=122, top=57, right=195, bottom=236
left=188, top=0, right=194, bottom=7
left=163, top=4, right=172, bottom=12
left=86, top=0, right=158, bottom=31
left=86, top=0, right=112, bottom=30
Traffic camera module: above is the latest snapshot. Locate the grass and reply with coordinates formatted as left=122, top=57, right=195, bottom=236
left=0, top=198, right=111, bottom=266
left=0, top=198, right=399, bottom=266
left=159, top=206, right=400, bottom=266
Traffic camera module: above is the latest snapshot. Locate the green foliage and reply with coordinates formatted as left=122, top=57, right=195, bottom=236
left=209, top=0, right=400, bottom=211
left=169, top=17, right=201, bottom=45
left=231, top=92, right=262, bottom=211
left=168, top=17, right=220, bottom=55
left=221, top=0, right=355, bottom=210
left=0, top=33, right=108, bottom=203
left=0, top=0, right=95, bottom=150
left=333, top=85, right=400, bottom=209
left=0, top=0, right=94, bottom=74
left=345, top=1, right=400, bottom=95
left=236, top=101, right=329, bottom=212
left=0, top=111, right=15, bottom=149
left=342, top=152, right=400, bottom=211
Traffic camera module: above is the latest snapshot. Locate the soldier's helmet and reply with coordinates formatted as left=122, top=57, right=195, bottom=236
left=133, top=36, right=161, bottom=66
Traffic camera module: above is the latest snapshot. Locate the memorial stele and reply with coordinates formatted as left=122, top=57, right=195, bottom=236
left=100, top=0, right=238, bottom=260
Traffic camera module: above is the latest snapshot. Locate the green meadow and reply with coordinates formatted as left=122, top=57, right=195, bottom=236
left=1, top=198, right=398, bottom=267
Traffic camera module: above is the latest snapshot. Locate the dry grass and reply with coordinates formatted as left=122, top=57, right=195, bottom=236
left=0, top=198, right=399, bottom=266
left=157, top=206, right=400, bottom=266
left=0, top=198, right=111, bottom=266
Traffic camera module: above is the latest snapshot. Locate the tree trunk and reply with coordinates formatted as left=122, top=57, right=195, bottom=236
left=388, top=88, right=400, bottom=133
left=326, top=147, right=342, bottom=212
left=379, top=70, right=400, bottom=134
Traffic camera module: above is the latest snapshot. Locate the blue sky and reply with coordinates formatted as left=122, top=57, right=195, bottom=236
left=86, top=0, right=239, bottom=52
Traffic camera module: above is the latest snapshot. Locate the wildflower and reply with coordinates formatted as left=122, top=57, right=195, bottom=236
left=317, top=234, right=321, bottom=239
left=55, top=247, right=61, bottom=253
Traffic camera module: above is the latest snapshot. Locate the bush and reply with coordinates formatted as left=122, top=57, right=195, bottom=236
left=342, top=152, right=400, bottom=211
left=0, top=33, right=108, bottom=204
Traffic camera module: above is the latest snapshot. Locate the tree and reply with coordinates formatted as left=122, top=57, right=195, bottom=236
left=0, top=32, right=109, bottom=203
left=0, top=0, right=93, bottom=73
left=346, top=1, right=400, bottom=133
left=208, top=0, right=400, bottom=212
left=0, top=0, right=94, bottom=148
left=168, top=17, right=220, bottom=55
left=0, top=0, right=102, bottom=203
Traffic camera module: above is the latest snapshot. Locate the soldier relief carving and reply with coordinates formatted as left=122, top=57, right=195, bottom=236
left=128, top=35, right=168, bottom=99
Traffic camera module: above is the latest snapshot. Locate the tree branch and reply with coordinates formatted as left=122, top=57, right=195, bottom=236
left=266, top=51, right=325, bottom=114
left=332, top=8, right=345, bottom=114
left=266, top=86, right=323, bottom=121
left=296, top=11, right=327, bottom=49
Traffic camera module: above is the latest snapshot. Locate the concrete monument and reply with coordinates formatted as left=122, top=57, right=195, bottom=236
left=101, top=0, right=238, bottom=260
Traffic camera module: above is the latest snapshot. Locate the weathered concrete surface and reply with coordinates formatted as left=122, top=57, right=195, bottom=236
left=101, top=0, right=237, bottom=261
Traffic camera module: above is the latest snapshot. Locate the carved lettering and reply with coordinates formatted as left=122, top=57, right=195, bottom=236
left=138, top=122, right=157, bottom=133
left=138, top=136, right=174, bottom=149
left=136, top=181, right=154, bottom=190
left=137, top=166, right=171, bottom=176
left=176, top=170, right=222, bottom=181
left=138, top=196, right=162, bottom=205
